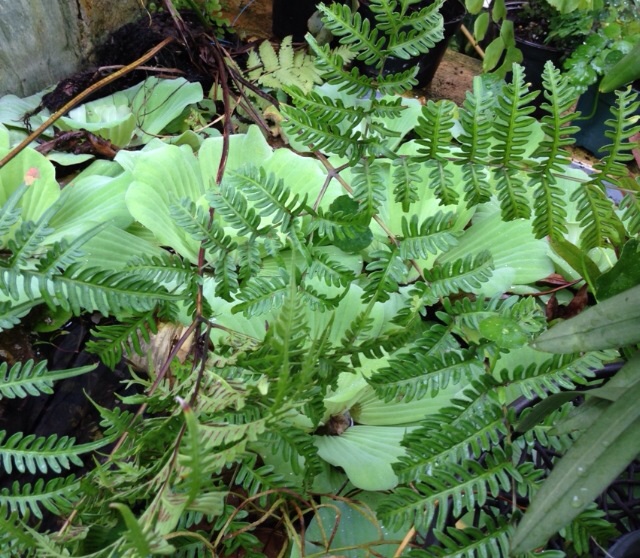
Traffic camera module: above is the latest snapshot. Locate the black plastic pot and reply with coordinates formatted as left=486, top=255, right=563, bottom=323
left=608, top=530, right=640, bottom=558
left=574, top=84, right=640, bottom=157
left=505, top=1, right=566, bottom=118
left=357, top=0, right=466, bottom=88
left=272, top=0, right=324, bottom=41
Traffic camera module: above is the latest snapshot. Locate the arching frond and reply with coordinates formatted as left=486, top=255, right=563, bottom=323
left=0, top=476, right=80, bottom=520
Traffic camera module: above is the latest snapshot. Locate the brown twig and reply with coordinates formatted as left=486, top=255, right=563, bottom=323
left=0, top=36, right=174, bottom=169
left=460, top=23, right=485, bottom=59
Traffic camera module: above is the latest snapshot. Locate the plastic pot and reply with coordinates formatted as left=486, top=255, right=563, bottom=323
left=357, top=0, right=466, bottom=88
left=505, top=1, right=565, bottom=117
left=272, top=0, right=332, bottom=41
left=608, top=530, right=640, bottom=558
left=574, top=84, right=640, bottom=158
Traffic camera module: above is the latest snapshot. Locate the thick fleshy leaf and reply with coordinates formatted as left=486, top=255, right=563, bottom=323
left=0, top=146, right=60, bottom=226
left=531, top=284, right=640, bottom=353
left=314, top=425, right=415, bottom=490
left=294, top=496, right=407, bottom=558
left=125, top=143, right=205, bottom=262
left=511, top=355, right=640, bottom=553
left=438, top=212, right=553, bottom=295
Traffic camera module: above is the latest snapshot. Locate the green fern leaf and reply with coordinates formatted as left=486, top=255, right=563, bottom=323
left=283, top=85, right=367, bottom=128
left=351, top=158, right=387, bottom=216
left=237, top=238, right=262, bottom=282
left=425, top=251, right=494, bottom=298
left=396, top=403, right=506, bottom=482
left=316, top=3, right=386, bottom=68
left=233, top=272, right=289, bottom=317
left=493, top=167, right=531, bottom=220
left=305, top=37, right=376, bottom=98
left=228, top=165, right=309, bottom=231
left=378, top=449, right=515, bottom=532
left=0, top=299, right=40, bottom=332
left=571, top=182, right=623, bottom=250
left=0, top=476, right=80, bottom=520
left=490, top=64, right=538, bottom=166
left=85, top=310, right=158, bottom=369
left=0, top=430, right=116, bottom=475
left=0, top=182, right=27, bottom=246
left=361, top=246, right=407, bottom=303
left=111, top=502, right=176, bottom=556
left=207, top=180, right=265, bottom=237
left=307, top=250, right=358, bottom=287
left=496, top=350, right=616, bottom=400
left=399, top=212, right=460, bottom=259
left=368, top=348, right=484, bottom=402
left=0, top=360, right=96, bottom=400
left=169, top=198, right=237, bottom=256
left=125, top=253, right=195, bottom=284
left=6, top=216, right=55, bottom=268
left=392, top=155, right=422, bottom=212
left=386, top=0, right=445, bottom=59
left=620, top=191, right=640, bottom=235
left=414, top=516, right=511, bottom=558
left=233, top=453, right=290, bottom=507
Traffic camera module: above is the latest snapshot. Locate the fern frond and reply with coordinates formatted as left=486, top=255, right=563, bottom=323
left=265, top=426, right=323, bottom=482
left=369, top=348, right=484, bottom=402
left=316, top=3, right=386, bottom=68
left=351, top=158, right=387, bottom=216
left=169, top=198, right=237, bottom=256
left=247, top=37, right=321, bottom=93
left=0, top=430, right=116, bottom=475
left=457, top=79, right=494, bottom=165
left=401, top=209, right=461, bottom=261
left=0, top=299, right=40, bottom=332
left=592, top=87, right=640, bottom=182
left=0, top=182, right=27, bottom=245
left=414, top=516, right=511, bottom=558
left=233, top=453, right=290, bottom=507
left=307, top=250, right=358, bottom=287
left=280, top=101, right=364, bottom=159
left=85, top=310, right=158, bottom=369
left=560, top=505, right=619, bottom=556
left=620, top=192, right=640, bottom=235
left=305, top=204, right=371, bottom=243
left=361, top=246, right=407, bottom=303
left=570, top=182, right=623, bottom=250
left=425, top=251, right=494, bottom=298
left=0, top=360, right=96, bottom=400
left=125, top=253, right=195, bottom=284
left=207, top=181, right=265, bottom=237
left=392, top=155, right=422, bottom=212
left=0, top=476, right=79, bottom=519
left=531, top=176, right=568, bottom=240
left=111, top=502, right=176, bottom=556
left=493, top=167, right=531, bottom=220
left=490, top=64, right=538, bottom=166
left=228, top=165, right=309, bottom=231
left=232, top=272, right=289, bottom=317
left=237, top=238, right=262, bottom=282
left=305, top=37, right=376, bottom=98
left=395, top=402, right=506, bottom=482
left=36, top=222, right=108, bottom=276
left=416, top=99, right=457, bottom=160
left=496, top=350, right=616, bottom=400
left=386, top=0, right=445, bottom=59
left=1, top=264, right=178, bottom=316
left=377, top=449, right=515, bottom=532
left=283, top=85, right=367, bottom=128
left=6, top=216, right=55, bottom=268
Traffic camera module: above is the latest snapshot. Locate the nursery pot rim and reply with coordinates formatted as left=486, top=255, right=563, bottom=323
left=506, top=0, right=565, bottom=53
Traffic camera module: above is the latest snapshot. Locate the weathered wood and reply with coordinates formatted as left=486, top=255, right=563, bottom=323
left=0, top=0, right=142, bottom=97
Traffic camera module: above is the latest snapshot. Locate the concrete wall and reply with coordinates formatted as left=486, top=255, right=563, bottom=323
left=0, top=0, right=143, bottom=97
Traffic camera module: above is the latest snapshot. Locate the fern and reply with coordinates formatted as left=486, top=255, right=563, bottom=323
left=392, top=155, right=422, bottom=212
left=207, top=181, right=265, bottom=237
left=0, top=430, right=116, bottom=475
left=414, top=516, right=512, bottom=558
left=0, top=476, right=80, bottom=520
left=369, top=348, right=484, bottom=402
left=361, top=246, right=407, bottom=303
left=233, top=272, right=289, bottom=317
left=0, top=182, right=27, bottom=244
left=378, top=449, right=517, bottom=532
left=246, top=36, right=321, bottom=93
left=227, top=165, right=309, bottom=231
left=424, top=251, right=494, bottom=298
left=5, top=206, right=57, bottom=268
left=85, top=310, right=158, bottom=369
left=0, top=360, right=97, bottom=400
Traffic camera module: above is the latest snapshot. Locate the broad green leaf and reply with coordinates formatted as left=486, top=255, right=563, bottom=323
left=0, top=146, right=60, bottom=225
left=313, top=425, right=415, bottom=490
left=479, top=315, right=528, bottom=348
left=511, top=355, right=640, bottom=553
left=595, top=238, right=640, bottom=299
left=549, top=236, right=602, bottom=291
left=125, top=143, right=205, bottom=262
left=531, top=284, right=640, bottom=353
left=296, top=497, right=406, bottom=558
